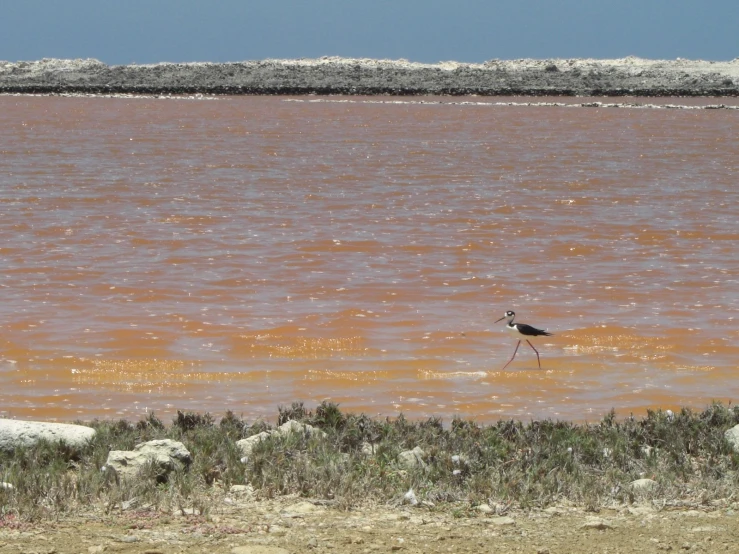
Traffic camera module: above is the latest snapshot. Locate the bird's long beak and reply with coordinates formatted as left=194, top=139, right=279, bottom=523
left=495, top=316, right=506, bottom=323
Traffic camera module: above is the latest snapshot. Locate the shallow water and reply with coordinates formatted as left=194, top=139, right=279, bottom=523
left=0, top=95, right=737, bottom=423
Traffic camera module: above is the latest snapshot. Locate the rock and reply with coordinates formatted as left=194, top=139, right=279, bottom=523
left=397, top=446, right=426, bottom=469
left=281, top=501, right=324, bottom=517
left=489, top=516, right=516, bottom=526
left=229, top=484, right=254, bottom=496
left=403, top=488, right=418, bottom=506
left=628, top=505, right=655, bottom=516
left=724, top=424, right=739, bottom=452
left=361, top=441, right=376, bottom=455
left=231, top=546, right=291, bottom=554
left=105, top=439, right=191, bottom=482
left=0, top=419, right=96, bottom=451
left=631, top=478, right=658, bottom=492
left=1, top=482, right=13, bottom=490
left=544, top=506, right=566, bottom=516
left=235, top=431, right=271, bottom=457
left=276, top=419, right=327, bottom=438
left=476, top=503, right=494, bottom=514
left=581, top=517, right=613, bottom=530
left=451, top=454, right=468, bottom=465
left=236, top=420, right=327, bottom=458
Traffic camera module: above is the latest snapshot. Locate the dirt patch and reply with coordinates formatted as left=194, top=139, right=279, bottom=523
left=2, top=497, right=736, bottom=554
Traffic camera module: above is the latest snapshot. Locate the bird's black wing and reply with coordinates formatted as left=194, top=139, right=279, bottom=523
left=516, top=323, right=553, bottom=337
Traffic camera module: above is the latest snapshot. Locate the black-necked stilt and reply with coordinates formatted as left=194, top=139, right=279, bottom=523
left=495, top=311, right=552, bottom=369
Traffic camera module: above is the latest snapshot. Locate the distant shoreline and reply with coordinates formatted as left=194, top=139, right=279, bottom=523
left=1, top=56, right=738, bottom=96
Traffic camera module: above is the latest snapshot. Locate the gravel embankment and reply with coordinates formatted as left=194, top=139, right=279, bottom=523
left=1, top=56, right=738, bottom=96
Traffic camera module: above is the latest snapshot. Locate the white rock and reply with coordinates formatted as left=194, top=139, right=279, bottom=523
left=276, top=420, right=327, bottom=438
left=1, top=482, right=14, bottom=490
left=229, top=484, right=254, bottom=496
left=236, top=420, right=328, bottom=458
left=630, top=478, right=658, bottom=492
left=724, top=424, right=739, bottom=452
left=476, top=503, right=493, bottom=513
left=489, top=516, right=516, bottom=526
left=231, top=545, right=291, bottom=554
left=281, top=501, right=324, bottom=517
left=0, top=419, right=96, bottom=451
left=627, top=506, right=655, bottom=516
left=398, top=446, right=426, bottom=469
left=403, top=488, right=418, bottom=506
left=235, top=431, right=271, bottom=457
left=581, top=517, right=613, bottom=530
left=105, top=439, right=191, bottom=482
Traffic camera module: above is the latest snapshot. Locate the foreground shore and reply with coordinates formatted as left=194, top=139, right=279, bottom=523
left=1, top=402, right=739, bottom=552
left=1, top=496, right=737, bottom=554
left=1, top=56, right=738, bottom=96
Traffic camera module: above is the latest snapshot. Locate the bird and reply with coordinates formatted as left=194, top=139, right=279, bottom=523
left=495, top=310, right=553, bottom=370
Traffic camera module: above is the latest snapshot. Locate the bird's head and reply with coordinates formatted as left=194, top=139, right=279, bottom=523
left=495, top=310, right=515, bottom=323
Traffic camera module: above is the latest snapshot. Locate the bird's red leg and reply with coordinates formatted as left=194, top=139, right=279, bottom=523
left=501, top=340, right=521, bottom=370
left=526, top=340, right=542, bottom=369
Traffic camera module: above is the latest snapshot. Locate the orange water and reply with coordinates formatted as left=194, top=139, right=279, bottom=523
left=0, top=95, right=737, bottom=423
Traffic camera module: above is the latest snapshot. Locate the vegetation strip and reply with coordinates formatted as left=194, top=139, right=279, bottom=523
left=1, top=402, right=738, bottom=523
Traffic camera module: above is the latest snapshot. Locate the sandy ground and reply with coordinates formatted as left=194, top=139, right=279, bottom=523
left=1, top=496, right=738, bottom=554
left=1, top=57, right=738, bottom=96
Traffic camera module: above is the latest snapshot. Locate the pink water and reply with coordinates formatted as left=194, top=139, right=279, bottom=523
left=1, top=95, right=738, bottom=423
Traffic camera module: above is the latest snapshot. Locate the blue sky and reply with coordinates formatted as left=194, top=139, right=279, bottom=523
left=2, top=1, right=737, bottom=65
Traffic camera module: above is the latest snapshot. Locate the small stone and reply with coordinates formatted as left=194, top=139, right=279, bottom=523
left=231, top=547, right=291, bottom=554
left=544, top=507, right=565, bottom=516
left=631, top=478, right=658, bottom=492
left=476, top=503, right=493, bottom=514
left=628, top=506, right=655, bottom=516
left=235, top=431, right=271, bottom=457
left=489, top=516, right=515, bottom=526
left=229, top=484, right=254, bottom=496
left=397, top=447, right=426, bottom=469
left=581, top=517, right=613, bottom=530
left=281, top=501, right=323, bottom=517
